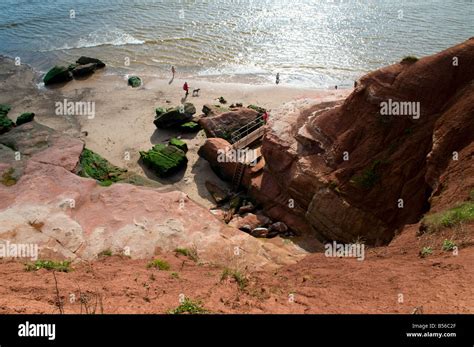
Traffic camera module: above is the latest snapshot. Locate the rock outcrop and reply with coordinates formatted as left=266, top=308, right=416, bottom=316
left=198, top=39, right=474, bottom=245
left=199, top=108, right=261, bottom=140
left=0, top=122, right=304, bottom=269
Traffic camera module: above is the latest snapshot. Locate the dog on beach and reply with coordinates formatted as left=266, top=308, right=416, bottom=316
left=192, top=88, right=200, bottom=97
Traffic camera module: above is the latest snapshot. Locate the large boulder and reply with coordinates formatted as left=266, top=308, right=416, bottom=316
left=140, top=144, right=187, bottom=177
left=16, top=112, right=35, bottom=126
left=76, top=56, right=106, bottom=68
left=153, top=103, right=196, bottom=129
left=0, top=105, right=14, bottom=135
left=43, top=66, right=73, bottom=85
left=198, top=108, right=261, bottom=140
left=71, top=63, right=97, bottom=77
left=198, top=138, right=236, bottom=180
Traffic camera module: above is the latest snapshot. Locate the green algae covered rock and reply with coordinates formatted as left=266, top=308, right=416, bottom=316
left=128, top=76, right=142, bottom=88
left=179, top=121, right=201, bottom=132
left=78, top=148, right=127, bottom=186
left=169, top=138, right=188, bottom=153
left=140, top=144, right=187, bottom=177
left=16, top=112, right=35, bottom=126
left=153, top=103, right=196, bottom=129
left=43, top=66, right=73, bottom=85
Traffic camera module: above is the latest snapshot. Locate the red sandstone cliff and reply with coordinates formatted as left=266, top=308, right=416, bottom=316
left=200, top=39, right=474, bottom=245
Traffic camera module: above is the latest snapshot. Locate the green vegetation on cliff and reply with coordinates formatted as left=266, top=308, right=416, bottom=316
left=421, top=201, right=474, bottom=233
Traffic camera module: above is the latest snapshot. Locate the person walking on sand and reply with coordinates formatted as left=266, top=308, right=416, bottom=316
left=276, top=73, right=280, bottom=85
left=183, top=82, right=189, bottom=97
left=171, top=66, right=176, bottom=78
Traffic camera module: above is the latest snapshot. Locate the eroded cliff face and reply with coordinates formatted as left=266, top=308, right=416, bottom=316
left=250, top=39, right=474, bottom=244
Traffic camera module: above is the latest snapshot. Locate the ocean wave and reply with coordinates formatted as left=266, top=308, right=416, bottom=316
left=39, top=29, right=144, bottom=52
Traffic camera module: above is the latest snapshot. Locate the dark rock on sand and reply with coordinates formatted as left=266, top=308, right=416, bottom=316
left=153, top=103, right=196, bottom=129
left=43, top=66, right=73, bottom=85
left=128, top=76, right=142, bottom=88
left=140, top=144, right=187, bottom=177
left=16, top=112, right=35, bottom=126
left=72, top=63, right=97, bottom=77
left=76, top=56, right=106, bottom=68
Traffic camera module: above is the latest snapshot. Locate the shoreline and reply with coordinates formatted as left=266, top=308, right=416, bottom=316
left=0, top=55, right=352, bottom=208
left=1, top=53, right=357, bottom=90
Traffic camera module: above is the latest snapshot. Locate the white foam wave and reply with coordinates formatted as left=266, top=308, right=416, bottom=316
left=40, top=29, right=144, bottom=52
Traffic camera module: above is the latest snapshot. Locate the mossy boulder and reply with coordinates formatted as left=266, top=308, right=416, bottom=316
left=76, top=56, right=106, bottom=68
left=169, top=138, right=188, bottom=152
left=180, top=121, right=201, bottom=132
left=77, top=148, right=127, bottom=186
left=43, top=65, right=73, bottom=85
left=128, top=76, right=142, bottom=88
left=0, top=105, right=14, bottom=134
left=0, top=104, right=11, bottom=117
left=153, top=103, right=196, bottom=129
left=140, top=144, right=187, bottom=177
left=16, top=112, right=35, bottom=126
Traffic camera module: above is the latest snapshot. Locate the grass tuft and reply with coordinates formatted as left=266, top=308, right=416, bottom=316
left=147, top=258, right=170, bottom=271
left=221, top=268, right=249, bottom=290
left=25, top=260, right=71, bottom=272
left=442, top=239, right=457, bottom=252
left=419, top=247, right=433, bottom=258
left=168, top=297, right=208, bottom=314
left=174, top=247, right=199, bottom=262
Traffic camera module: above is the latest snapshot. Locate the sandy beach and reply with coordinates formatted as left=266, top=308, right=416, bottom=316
left=1, top=57, right=351, bottom=208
